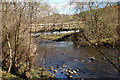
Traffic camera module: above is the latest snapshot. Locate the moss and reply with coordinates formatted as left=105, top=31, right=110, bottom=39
left=29, top=67, right=54, bottom=79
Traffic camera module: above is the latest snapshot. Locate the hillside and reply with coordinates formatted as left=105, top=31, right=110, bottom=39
left=52, top=5, right=120, bottom=47
left=38, top=13, right=74, bottom=23
left=72, top=4, right=119, bottom=39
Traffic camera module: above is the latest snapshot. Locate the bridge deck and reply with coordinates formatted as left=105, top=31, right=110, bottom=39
left=29, top=21, right=84, bottom=32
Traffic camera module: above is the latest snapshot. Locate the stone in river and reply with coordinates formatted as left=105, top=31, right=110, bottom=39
left=88, top=56, right=95, bottom=61
left=74, top=59, right=78, bottom=61
left=82, top=59, right=85, bottom=61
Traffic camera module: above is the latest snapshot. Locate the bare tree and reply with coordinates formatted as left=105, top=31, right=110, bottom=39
left=70, top=1, right=120, bottom=73
left=2, top=2, right=38, bottom=78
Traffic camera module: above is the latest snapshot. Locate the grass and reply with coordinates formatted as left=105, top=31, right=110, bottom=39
left=89, top=37, right=118, bottom=44
left=27, top=67, right=54, bottom=79
left=39, top=32, right=73, bottom=40
left=1, top=65, right=54, bottom=79
left=1, top=68, right=21, bottom=79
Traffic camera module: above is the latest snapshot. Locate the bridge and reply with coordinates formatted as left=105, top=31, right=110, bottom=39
left=29, top=21, right=84, bottom=33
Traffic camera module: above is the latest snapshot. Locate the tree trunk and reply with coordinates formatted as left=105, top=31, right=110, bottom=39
left=7, top=33, right=12, bottom=73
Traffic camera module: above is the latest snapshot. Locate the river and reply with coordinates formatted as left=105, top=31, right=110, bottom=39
left=31, top=30, right=80, bottom=37
left=35, top=41, right=120, bottom=78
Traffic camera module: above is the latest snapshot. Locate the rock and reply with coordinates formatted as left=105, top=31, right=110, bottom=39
left=62, top=69, right=66, bottom=72
left=30, top=69, right=34, bottom=72
left=61, top=71, right=64, bottom=74
left=53, top=74, right=56, bottom=76
left=50, top=68, right=53, bottom=71
left=68, top=70, right=74, bottom=75
left=82, top=59, right=85, bottom=61
left=49, top=66, right=53, bottom=71
left=65, top=73, right=69, bottom=76
left=88, top=56, right=95, bottom=61
left=74, top=59, right=78, bottom=61
left=25, top=71, right=32, bottom=79
left=68, top=68, right=71, bottom=71
left=67, top=75, right=72, bottom=79
left=62, top=53, right=65, bottom=55
left=76, top=68, right=80, bottom=72
left=58, top=67, right=62, bottom=70
left=72, top=70, right=77, bottom=74
left=88, top=60, right=92, bottom=62
left=49, top=66, right=53, bottom=68
left=54, top=70, right=58, bottom=73
left=102, top=57, right=106, bottom=60
left=65, top=69, right=68, bottom=72
left=62, top=65, right=67, bottom=68
left=56, top=66, right=59, bottom=69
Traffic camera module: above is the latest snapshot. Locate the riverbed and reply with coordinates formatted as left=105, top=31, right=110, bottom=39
left=35, top=41, right=120, bottom=78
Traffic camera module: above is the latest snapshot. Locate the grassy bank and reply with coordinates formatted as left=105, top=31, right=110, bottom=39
left=38, top=32, right=74, bottom=40
left=1, top=65, right=54, bottom=79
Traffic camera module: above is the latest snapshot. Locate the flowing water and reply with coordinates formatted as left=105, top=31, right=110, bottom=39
left=31, top=30, right=80, bottom=36
left=36, top=41, right=120, bottom=78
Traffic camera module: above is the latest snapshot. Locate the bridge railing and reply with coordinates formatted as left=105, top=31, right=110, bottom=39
left=29, top=21, right=84, bottom=32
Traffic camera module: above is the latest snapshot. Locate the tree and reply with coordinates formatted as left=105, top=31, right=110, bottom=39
left=1, top=2, right=38, bottom=78
left=70, top=1, right=120, bottom=72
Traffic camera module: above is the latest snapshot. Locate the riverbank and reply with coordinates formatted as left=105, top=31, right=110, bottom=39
left=1, top=65, right=54, bottom=79
left=35, top=31, right=120, bottom=48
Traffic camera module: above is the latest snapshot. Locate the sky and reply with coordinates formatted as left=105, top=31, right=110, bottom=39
left=46, top=0, right=119, bottom=14
left=48, top=0, right=69, bottom=4
left=47, top=0, right=75, bottom=15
